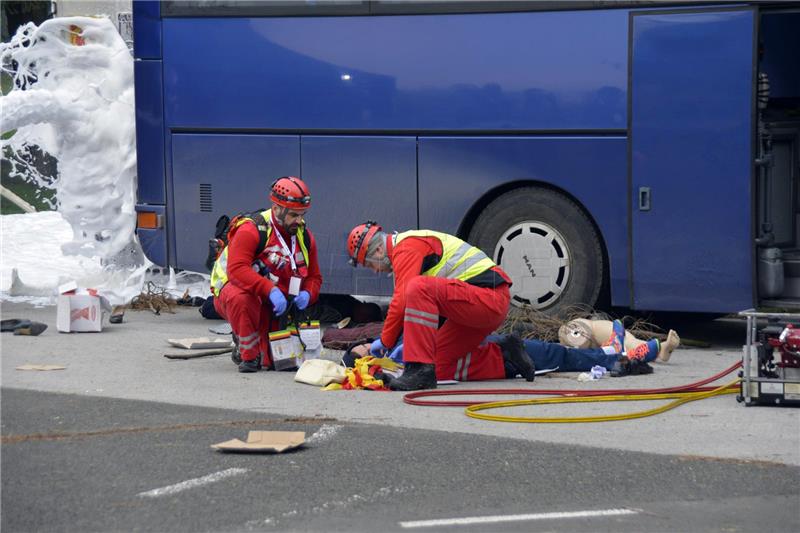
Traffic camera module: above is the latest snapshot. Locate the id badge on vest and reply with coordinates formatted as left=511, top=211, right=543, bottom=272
left=288, top=276, right=301, bottom=296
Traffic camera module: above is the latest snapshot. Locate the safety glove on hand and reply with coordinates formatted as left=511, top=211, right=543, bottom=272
left=294, top=290, right=310, bottom=310
left=387, top=343, right=404, bottom=363
left=269, top=287, right=288, bottom=316
left=370, top=338, right=388, bottom=356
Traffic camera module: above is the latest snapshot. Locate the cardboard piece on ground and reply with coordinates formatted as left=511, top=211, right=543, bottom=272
left=212, top=431, right=306, bottom=453
left=167, top=337, right=234, bottom=350
left=16, top=364, right=66, bottom=371
left=56, top=284, right=112, bottom=333
left=164, top=347, right=233, bottom=359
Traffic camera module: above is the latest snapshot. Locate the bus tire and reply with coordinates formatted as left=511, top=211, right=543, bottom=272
left=468, top=187, right=604, bottom=314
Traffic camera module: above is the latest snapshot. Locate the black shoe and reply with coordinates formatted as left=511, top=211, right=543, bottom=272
left=389, top=363, right=437, bottom=391
left=1, top=319, right=30, bottom=332
left=497, top=334, right=535, bottom=382
left=374, top=370, right=394, bottom=387
left=610, top=357, right=654, bottom=377
left=629, top=358, right=654, bottom=375
left=238, top=358, right=260, bottom=373
left=231, top=334, right=241, bottom=365
left=109, top=306, right=125, bottom=324
left=11, top=321, right=48, bottom=336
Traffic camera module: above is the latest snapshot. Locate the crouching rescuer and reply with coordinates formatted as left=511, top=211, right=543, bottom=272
left=347, top=222, right=535, bottom=390
left=211, top=177, right=322, bottom=372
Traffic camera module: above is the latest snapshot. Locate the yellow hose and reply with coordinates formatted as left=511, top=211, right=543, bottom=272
left=465, top=379, right=741, bottom=423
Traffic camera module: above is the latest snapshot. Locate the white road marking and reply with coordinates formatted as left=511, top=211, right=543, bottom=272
left=399, top=508, right=639, bottom=528
left=306, top=423, right=342, bottom=444
left=246, top=483, right=414, bottom=530
left=137, top=468, right=248, bottom=498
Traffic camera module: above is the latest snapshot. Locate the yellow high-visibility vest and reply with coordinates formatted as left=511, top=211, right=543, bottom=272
left=394, top=230, right=495, bottom=282
left=210, top=209, right=309, bottom=296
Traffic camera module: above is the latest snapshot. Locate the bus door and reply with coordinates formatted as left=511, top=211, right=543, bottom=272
left=630, top=8, right=755, bottom=312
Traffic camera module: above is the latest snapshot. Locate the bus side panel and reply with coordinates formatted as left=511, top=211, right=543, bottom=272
left=301, top=136, right=417, bottom=296
left=170, top=135, right=300, bottom=273
left=161, top=10, right=627, bottom=131
left=134, top=60, right=165, bottom=205
left=132, top=0, right=161, bottom=60
left=418, top=137, right=629, bottom=306
left=631, top=9, right=754, bottom=312
left=133, top=59, right=167, bottom=267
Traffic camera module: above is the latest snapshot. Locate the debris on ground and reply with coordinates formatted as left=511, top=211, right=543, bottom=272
left=167, top=337, right=233, bottom=350
left=212, top=431, right=306, bottom=453
left=164, top=348, right=232, bottom=360
left=16, top=364, right=66, bottom=371
left=129, top=282, right=177, bottom=315
left=500, top=304, right=666, bottom=343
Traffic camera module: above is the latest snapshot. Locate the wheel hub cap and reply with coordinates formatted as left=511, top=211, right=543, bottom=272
left=494, top=221, right=570, bottom=309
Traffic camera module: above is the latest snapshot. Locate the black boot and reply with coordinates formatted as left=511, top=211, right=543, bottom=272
left=238, top=358, right=260, bottom=373
left=374, top=370, right=394, bottom=387
left=231, top=333, right=241, bottom=365
left=498, top=334, right=535, bottom=382
left=389, top=363, right=437, bottom=391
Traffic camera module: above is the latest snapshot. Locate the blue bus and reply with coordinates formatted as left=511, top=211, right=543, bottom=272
left=132, top=1, right=800, bottom=314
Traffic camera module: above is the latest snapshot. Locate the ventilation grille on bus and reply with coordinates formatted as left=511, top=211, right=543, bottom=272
left=199, top=183, right=213, bottom=212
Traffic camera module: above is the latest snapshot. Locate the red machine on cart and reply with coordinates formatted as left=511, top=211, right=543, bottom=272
left=738, top=310, right=800, bottom=407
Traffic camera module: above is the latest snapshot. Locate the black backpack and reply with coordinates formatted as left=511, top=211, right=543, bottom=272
left=204, top=210, right=270, bottom=272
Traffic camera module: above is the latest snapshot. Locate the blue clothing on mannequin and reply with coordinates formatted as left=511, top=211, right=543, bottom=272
left=383, top=335, right=622, bottom=374
left=485, top=335, right=620, bottom=375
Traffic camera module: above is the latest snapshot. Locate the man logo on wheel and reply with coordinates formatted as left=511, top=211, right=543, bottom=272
left=523, top=254, right=537, bottom=278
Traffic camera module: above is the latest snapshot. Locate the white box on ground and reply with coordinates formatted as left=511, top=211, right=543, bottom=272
left=56, top=286, right=112, bottom=333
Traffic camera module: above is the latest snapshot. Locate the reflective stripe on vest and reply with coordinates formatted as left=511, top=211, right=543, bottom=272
left=394, top=230, right=495, bottom=282
left=209, top=209, right=310, bottom=296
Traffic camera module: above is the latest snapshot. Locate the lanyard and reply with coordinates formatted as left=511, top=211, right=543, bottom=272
left=270, top=215, right=298, bottom=273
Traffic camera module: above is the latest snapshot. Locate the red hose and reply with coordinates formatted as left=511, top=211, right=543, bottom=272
left=403, top=361, right=743, bottom=407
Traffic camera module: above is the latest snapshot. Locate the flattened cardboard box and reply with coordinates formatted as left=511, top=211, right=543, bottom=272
left=212, top=431, right=306, bottom=453
left=167, top=337, right=234, bottom=350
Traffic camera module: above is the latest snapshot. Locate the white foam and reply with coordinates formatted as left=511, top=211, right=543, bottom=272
left=1, top=17, right=148, bottom=304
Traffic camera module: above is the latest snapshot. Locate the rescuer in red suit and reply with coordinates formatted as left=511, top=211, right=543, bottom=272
left=211, top=177, right=322, bottom=372
left=346, top=221, right=534, bottom=390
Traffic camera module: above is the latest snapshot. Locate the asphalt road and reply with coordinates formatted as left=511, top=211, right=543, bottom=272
left=2, top=302, right=800, bottom=532
left=3, top=388, right=799, bottom=533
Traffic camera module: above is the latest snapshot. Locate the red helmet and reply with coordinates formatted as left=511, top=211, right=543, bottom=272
left=270, top=176, right=311, bottom=209
left=347, top=221, right=382, bottom=266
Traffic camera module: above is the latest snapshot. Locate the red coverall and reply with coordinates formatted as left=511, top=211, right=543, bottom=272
left=379, top=235, right=511, bottom=381
left=214, top=216, right=322, bottom=367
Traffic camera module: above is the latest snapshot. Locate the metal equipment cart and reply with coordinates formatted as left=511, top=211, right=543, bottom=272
left=738, top=309, right=800, bottom=406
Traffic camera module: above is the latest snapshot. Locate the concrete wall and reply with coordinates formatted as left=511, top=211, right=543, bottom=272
left=55, top=0, right=131, bottom=19
left=54, top=0, right=132, bottom=47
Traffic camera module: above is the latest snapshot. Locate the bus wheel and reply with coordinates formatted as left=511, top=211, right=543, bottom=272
left=468, top=187, right=604, bottom=314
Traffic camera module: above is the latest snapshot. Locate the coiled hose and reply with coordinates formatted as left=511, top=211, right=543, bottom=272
left=403, top=361, right=742, bottom=423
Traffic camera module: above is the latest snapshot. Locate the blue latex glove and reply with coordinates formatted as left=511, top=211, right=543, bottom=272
left=294, top=290, right=310, bottom=310
left=269, top=287, right=287, bottom=316
left=387, top=343, right=404, bottom=363
left=370, top=338, right=387, bottom=356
